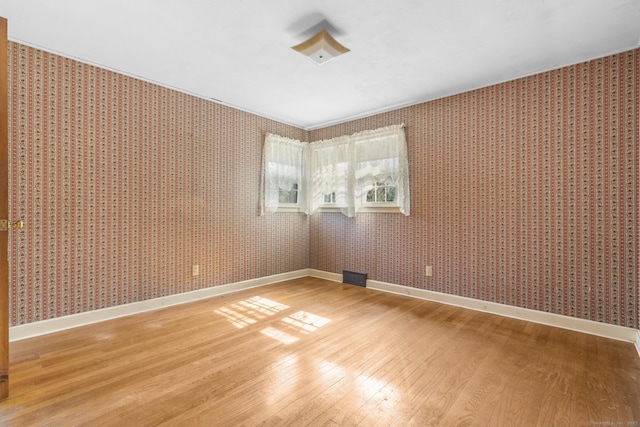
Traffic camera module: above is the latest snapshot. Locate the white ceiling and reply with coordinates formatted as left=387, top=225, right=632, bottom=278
left=1, top=0, right=639, bottom=130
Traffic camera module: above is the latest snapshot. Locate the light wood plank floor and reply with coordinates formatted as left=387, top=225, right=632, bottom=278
left=1, top=277, right=639, bottom=426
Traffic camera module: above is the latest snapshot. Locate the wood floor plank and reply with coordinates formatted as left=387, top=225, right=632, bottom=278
left=405, top=314, right=512, bottom=425
left=437, top=319, right=528, bottom=427
left=0, top=278, right=638, bottom=426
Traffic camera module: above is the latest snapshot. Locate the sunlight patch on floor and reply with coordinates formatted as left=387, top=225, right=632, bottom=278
left=281, top=311, right=331, bottom=334
left=215, top=296, right=290, bottom=328
left=261, top=326, right=299, bottom=344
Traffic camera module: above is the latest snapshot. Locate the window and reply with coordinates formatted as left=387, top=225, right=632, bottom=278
left=262, top=124, right=409, bottom=217
left=309, top=137, right=350, bottom=213
left=350, top=125, right=409, bottom=215
left=323, top=192, right=336, bottom=204
left=262, top=134, right=307, bottom=214
left=365, top=179, right=397, bottom=204
left=279, top=183, right=299, bottom=204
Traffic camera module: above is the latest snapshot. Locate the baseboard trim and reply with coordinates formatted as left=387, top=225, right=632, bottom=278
left=10, top=269, right=640, bottom=352
left=9, top=269, right=309, bottom=342
left=308, top=269, right=342, bottom=282
left=306, top=269, right=639, bottom=345
left=363, top=277, right=638, bottom=344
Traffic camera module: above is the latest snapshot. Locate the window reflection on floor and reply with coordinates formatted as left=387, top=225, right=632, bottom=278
left=282, top=311, right=331, bottom=334
left=215, top=296, right=332, bottom=345
left=262, top=311, right=332, bottom=344
left=261, top=326, right=300, bottom=344
left=214, top=296, right=289, bottom=329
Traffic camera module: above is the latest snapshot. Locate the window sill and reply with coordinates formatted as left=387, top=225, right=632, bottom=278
left=358, top=206, right=402, bottom=214
left=274, top=205, right=403, bottom=214
left=276, top=206, right=303, bottom=213
left=315, top=205, right=402, bottom=214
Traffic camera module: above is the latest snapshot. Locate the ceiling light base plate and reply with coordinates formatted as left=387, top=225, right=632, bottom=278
left=292, top=29, right=350, bottom=65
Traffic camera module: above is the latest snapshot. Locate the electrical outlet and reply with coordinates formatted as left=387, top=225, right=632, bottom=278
left=192, top=265, right=199, bottom=277
left=425, top=266, right=433, bottom=277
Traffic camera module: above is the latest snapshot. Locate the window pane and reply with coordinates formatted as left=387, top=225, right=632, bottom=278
left=323, top=192, right=336, bottom=204
left=365, top=182, right=396, bottom=204
left=386, top=186, right=396, bottom=202
left=278, top=191, right=292, bottom=203
left=366, top=189, right=375, bottom=202
left=279, top=183, right=298, bottom=204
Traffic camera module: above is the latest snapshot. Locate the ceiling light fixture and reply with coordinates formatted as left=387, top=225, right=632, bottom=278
left=291, top=29, right=350, bottom=65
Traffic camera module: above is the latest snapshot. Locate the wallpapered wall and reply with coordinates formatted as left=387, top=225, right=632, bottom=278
left=309, top=49, right=639, bottom=328
left=8, top=42, right=309, bottom=326
left=6, top=42, right=639, bottom=329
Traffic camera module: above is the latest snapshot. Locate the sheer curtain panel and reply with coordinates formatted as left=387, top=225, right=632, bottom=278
left=352, top=124, right=410, bottom=216
left=261, top=133, right=308, bottom=214
left=262, top=124, right=409, bottom=216
left=308, top=136, right=351, bottom=214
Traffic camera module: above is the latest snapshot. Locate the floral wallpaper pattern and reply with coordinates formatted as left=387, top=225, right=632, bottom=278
left=8, top=42, right=309, bottom=325
left=309, top=49, right=639, bottom=328
left=6, top=41, right=639, bottom=329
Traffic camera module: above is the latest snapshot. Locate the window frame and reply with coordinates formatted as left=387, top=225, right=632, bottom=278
left=316, top=188, right=401, bottom=213
left=262, top=134, right=308, bottom=214
left=263, top=125, right=409, bottom=216
left=359, top=182, right=401, bottom=213
left=276, top=183, right=302, bottom=212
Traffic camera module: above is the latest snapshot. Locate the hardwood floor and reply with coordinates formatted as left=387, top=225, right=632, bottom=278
left=0, top=277, right=638, bottom=426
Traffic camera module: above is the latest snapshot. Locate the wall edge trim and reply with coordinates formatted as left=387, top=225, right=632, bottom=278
left=306, top=270, right=640, bottom=347
left=9, top=269, right=310, bottom=342
left=10, top=269, right=640, bottom=354
left=307, top=269, right=342, bottom=282
left=357, top=276, right=638, bottom=345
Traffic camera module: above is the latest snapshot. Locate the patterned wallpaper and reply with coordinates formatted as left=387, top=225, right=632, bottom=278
left=309, top=49, right=639, bottom=328
left=6, top=42, right=639, bottom=329
left=7, top=42, right=309, bottom=326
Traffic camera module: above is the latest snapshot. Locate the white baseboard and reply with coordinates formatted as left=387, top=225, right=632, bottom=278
left=308, top=269, right=342, bottom=282
left=307, top=269, right=639, bottom=346
left=9, top=269, right=310, bottom=342
left=368, top=278, right=638, bottom=343
left=10, top=268, right=640, bottom=354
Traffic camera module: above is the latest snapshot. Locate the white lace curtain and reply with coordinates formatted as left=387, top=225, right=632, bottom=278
left=262, top=134, right=308, bottom=214
left=262, top=124, right=410, bottom=217
left=309, top=136, right=351, bottom=214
